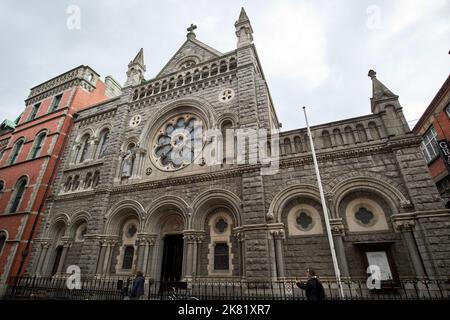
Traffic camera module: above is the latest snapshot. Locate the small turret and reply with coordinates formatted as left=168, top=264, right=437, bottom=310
left=124, top=48, right=146, bottom=87
left=235, top=7, right=253, bottom=48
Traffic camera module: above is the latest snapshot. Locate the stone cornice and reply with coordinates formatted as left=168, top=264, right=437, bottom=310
left=26, top=65, right=98, bottom=103
left=77, top=108, right=118, bottom=126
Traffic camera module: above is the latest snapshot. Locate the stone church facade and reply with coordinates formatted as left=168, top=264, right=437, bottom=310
left=27, top=9, right=450, bottom=285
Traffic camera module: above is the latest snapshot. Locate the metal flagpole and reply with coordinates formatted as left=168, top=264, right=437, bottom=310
left=302, top=106, right=345, bottom=299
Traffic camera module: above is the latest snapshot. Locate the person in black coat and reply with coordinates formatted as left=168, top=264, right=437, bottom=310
left=296, top=268, right=325, bottom=300
left=130, top=271, right=145, bottom=300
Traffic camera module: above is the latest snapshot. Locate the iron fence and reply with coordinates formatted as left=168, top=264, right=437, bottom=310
left=4, top=276, right=450, bottom=300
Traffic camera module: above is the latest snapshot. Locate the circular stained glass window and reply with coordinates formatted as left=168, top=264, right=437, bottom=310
left=215, top=218, right=228, bottom=233
left=355, top=207, right=375, bottom=225
left=127, top=224, right=137, bottom=238
left=152, top=114, right=204, bottom=171
left=296, top=212, right=313, bottom=230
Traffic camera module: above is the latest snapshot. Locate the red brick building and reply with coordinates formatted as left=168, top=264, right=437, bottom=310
left=0, top=65, right=120, bottom=295
left=413, top=74, right=450, bottom=206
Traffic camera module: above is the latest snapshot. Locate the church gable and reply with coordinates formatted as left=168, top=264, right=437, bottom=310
left=156, top=39, right=223, bottom=77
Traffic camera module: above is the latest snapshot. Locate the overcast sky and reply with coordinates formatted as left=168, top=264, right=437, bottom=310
left=0, top=0, right=448, bottom=131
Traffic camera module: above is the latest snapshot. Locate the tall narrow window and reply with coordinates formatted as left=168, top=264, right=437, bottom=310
left=79, top=134, right=90, bottom=163
left=98, top=130, right=110, bottom=159
left=0, top=232, right=6, bottom=255
left=9, top=139, right=24, bottom=165
left=122, top=245, right=135, bottom=270
left=49, top=94, right=63, bottom=113
left=28, top=103, right=41, bottom=121
left=221, top=121, right=233, bottom=164
left=421, top=127, right=439, bottom=163
left=214, top=243, right=229, bottom=271
left=9, top=178, right=27, bottom=213
left=30, top=133, right=46, bottom=159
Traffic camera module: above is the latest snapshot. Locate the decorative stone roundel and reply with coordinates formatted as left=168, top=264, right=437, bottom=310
left=152, top=114, right=204, bottom=171
left=218, top=88, right=235, bottom=103
left=129, top=115, right=142, bottom=128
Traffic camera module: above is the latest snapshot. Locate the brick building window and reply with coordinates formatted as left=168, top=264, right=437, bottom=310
left=9, top=139, right=24, bottom=165
left=421, top=127, right=439, bottom=163
left=9, top=177, right=27, bottom=213
left=49, top=94, right=63, bottom=113
left=0, top=231, right=7, bottom=256
left=0, top=180, right=4, bottom=192
left=28, top=103, right=40, bottom=121
left=30, top=132, right=46, bottom=159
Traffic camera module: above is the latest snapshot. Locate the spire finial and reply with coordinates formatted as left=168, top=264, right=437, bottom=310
left=368, top=69, right=377, bottom=79
left=187, top=23, right=197, bottom=39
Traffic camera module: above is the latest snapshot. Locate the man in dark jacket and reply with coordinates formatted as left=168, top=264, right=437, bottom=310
left=296, top=268, right=325, bottom=300
left=130, top=271, right=145, bottom=300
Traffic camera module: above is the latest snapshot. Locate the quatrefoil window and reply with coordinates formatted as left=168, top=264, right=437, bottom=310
left=355, top=207, right=375, bottom=225
left=152, top=114, right=204, bottom=171
left=219, top=88, right=235, bottom=103
left=129, top=115, right=142, bottom=128
left=296, top=212, right=313, bottom=231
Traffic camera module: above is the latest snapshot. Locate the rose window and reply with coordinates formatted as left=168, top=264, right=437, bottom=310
left=152, top=114, right=204, bottom=171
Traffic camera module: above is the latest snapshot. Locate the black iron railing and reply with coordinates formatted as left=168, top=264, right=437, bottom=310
left=4, top=276, right=450, bottom=300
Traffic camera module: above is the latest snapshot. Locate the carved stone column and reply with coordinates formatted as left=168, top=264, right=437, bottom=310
left=183, top=231, right=201, bottom=279
left=144, top=236, right=157, bottom=278
left=95, top=239, right=108, bottom=275
left=234, top=230, right=246, bottom=279
left=56, top=239, right=72, bottom=274
left=102, top=239, right=118, bottom=275
left=71, top=144, right=81, bottom=164
left=271, top=230, right=286, bottom=278
left=35, top=241, right=51, bottom=275
left=392, top=215, right=426, bottom=277
left=330, top=218, right=350, bottom=278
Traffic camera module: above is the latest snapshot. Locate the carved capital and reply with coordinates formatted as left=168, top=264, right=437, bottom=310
left=330, top=218, right=346, bottom=236
left=391, top=213, right=416, bottom=232
left=270, top=229, right=286, bottom=240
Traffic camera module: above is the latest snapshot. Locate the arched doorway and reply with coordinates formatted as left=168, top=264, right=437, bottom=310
left=159, top=214, right=184, bottom=282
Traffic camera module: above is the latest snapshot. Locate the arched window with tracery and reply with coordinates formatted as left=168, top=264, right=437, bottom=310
left=9, top=177, right=27, bottom=213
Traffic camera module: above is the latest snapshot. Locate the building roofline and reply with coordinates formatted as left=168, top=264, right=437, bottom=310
left=413, top=74, right=450, bottom=132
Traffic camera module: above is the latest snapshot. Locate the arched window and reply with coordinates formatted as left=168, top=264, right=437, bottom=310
left=294, top=136, right=302, bottom=153
left=193, top=69, right=200, bottom=81
left=9, top=177, right=27, bottom=213
left=64, top=176, right=72, bottom=192
left=84, top=172, right=93, bottom=189
left=0, top=180, right=4, bottom=192
left=210, top=64, right=218, bottom=76
left=322, top=130, right=332, bottom=148
left=98, top=129, right=110, bottom=159
left=119, top=220, right=138, bottom=271
left=72, top=175, right=80, bottom=191
left=229, top=58, right=237, bottom=70
left=93, top=171, right=100, bottom=188
left=207, top=212, right=233, bottom=275
left=333, top=129, right=344, bottom=146
left=30, top=132, right=46, bottom=159
left=0, top=231, right=6, bottom=256
left=219, top=60, right=228, bottom=73
left=368, top=122, right=380, bottom=140
left=201, top=66, right=209, bottom=79
left=221, top=121, right=233, bottom=163
left=344, top=126, right=354, bottom=144
left=356, top=124, right=368, bottom=142
left=78, top=134, right=91, bottom=163
left=284, top=138, right=292, bottom=155
left=9, top=139, right=24, bottom=164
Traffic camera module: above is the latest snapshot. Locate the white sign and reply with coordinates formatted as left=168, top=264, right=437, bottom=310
left=366, top=251, right=392, bottom=281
